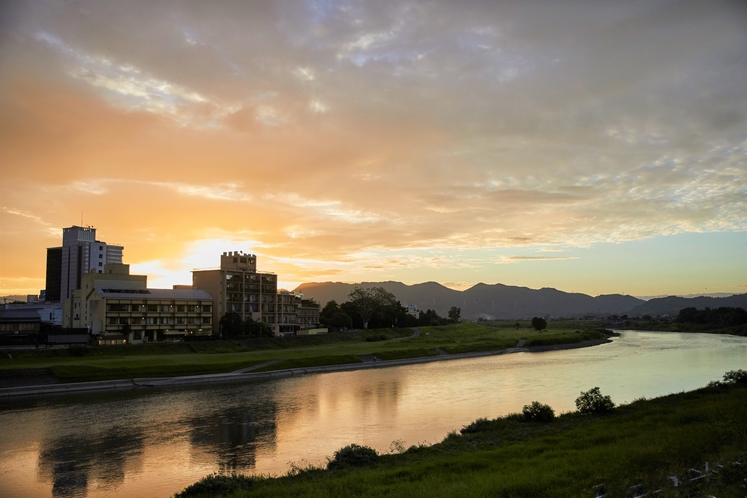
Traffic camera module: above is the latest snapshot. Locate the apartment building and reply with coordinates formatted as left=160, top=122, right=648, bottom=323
left=64, top=264, right=213, bottom=344
left=46, top=225, right=124, bottom=301
left=192, top=251, right=320, bottom=335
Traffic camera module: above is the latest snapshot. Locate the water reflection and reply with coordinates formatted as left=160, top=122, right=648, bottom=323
left=188, top=404, right=277, bottom=472
left=0, top=331, right=745, bottom=498
left=37, top=427, right=144, bottom=497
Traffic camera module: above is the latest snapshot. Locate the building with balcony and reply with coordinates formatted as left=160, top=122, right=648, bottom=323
left=63, top=264, right=213, bottom=345
left=192, top=251, right=320, bottom=336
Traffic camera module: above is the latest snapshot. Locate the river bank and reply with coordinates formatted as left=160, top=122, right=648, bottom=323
left=177, top=378, right=747, bottom=498
left=0, top=338, right=612, bottom=398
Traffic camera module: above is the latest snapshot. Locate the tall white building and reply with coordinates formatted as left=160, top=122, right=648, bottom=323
left=46, top=226, right=124, bottom=301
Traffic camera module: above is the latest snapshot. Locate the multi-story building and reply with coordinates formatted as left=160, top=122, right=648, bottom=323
left=192, top=251, right=320, bottom=335
left=63, top=264, right=213, bottom=345
left=46, top=226, right=124, bottom=301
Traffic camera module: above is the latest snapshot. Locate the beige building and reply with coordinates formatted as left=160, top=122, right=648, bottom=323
left=192, top=251, right=320, bottom=335
left=64, top=264, right=213, bottom=345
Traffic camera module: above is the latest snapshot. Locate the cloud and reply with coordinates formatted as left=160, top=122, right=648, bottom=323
left=2, top=0, right=746, bottom=296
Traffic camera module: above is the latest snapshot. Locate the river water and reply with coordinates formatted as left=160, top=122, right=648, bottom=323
left=1, top=331, right=745, bottom=498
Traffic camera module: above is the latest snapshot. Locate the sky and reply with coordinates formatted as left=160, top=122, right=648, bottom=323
left=1, top=0, right=746, bottom=299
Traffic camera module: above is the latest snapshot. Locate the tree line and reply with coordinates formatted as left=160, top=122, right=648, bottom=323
left=320, top=286, right=462, bottom=331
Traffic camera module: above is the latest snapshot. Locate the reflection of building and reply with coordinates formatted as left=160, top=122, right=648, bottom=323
left=193, top=252, right=320, bottom=336
left=63, top=264, right=213, bottom=344
left=45, top=226, right=124, bottom=302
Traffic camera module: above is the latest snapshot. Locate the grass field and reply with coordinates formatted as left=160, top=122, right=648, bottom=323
left=0, top=322, right=614, bottom=383
left=176, top=380, right=747, bottom=498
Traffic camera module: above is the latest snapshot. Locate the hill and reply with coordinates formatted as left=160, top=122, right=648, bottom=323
left=294, top=282, right=746, bottom=320
left=294, top=281, right=643, bottom=319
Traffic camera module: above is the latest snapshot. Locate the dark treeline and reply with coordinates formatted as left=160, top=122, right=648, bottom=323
left=676, top=307, right=747, bottom=327
left=320, top=287, right=461, bottom=331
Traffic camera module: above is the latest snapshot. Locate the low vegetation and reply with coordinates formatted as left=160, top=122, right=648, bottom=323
left=175, top=371, right=747, bottom=498
left=0, top=323, right=616, bottom=384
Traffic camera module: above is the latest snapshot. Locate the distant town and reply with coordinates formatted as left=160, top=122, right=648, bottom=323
left=0, top=225, right=323, bottom=346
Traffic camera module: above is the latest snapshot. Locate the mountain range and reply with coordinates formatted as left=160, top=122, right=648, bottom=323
left=293, top=281, right=747, bottom=320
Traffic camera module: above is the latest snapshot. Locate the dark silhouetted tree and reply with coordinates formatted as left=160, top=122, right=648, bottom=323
left=531, top=317, right=547, bottom=332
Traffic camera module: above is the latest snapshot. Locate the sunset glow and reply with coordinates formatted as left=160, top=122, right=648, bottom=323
left=1, top=1, right=746, bottom=298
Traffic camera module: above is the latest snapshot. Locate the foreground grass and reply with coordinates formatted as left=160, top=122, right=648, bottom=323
left=176, top=382, right=747, bottom=498
left=0, top=324, right=614, bottom=383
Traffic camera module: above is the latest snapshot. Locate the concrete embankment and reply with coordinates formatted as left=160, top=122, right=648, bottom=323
left=0, top=339, right=611, bottom=398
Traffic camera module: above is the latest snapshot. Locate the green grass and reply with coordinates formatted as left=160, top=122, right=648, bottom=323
left=371, top=348, right=437, bottom=361
left=176, top=383, right=747, bottom=498
left=0, top=324, right=612, bottom=383
left=251, top=355, right=362, bottom=372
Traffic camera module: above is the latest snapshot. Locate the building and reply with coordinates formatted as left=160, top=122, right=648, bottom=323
left=46, top=226, right=124, bottom=302
left=192, top=251, right=320, bottom=335
left=63, top=264, right=213, bottom=345
left=0, top=308, right=41, bottom=344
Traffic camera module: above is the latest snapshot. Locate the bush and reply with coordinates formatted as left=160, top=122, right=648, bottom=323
left=460, top=417, right=492, bottom=434
left=175, top=472, right=259, bottom=497
left=575, top=387, right=615, bottom=415
left=522, top=401, right=555, bottom=422
left=327, top=444, right=379, bottom=470
left=723, top=369, right=747, bottom=384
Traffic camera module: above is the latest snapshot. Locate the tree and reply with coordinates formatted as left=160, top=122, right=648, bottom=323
left=575, top=387, right=615, bottom=414
left=245, top=317, right=273, bottom=337
left=531, top=317, right=547, bottom=332
left=448, top=306, right=461, bottom=323
left=328, top=312, right=352, bottom=332
left=320, top=300, right=340, bottom=326
left=219, top=312, right=244, bottom=338
left=348, top=287, right=398, bottom=329
left=522, top=401, right=555, bottom=422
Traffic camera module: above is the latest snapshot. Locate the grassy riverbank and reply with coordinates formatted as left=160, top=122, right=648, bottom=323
left=177, top=378, right=747, bottom=498
left=0, top=323, right=615, bottom=384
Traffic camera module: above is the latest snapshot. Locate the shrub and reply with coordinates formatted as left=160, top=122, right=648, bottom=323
left=522, top=401, right=555, bottom=422
left=460, top=417, right=493, bottom=434
left=723, top=369, right=747, bottom=384
left=327, top=444, right=379, bottom=470
left=174, top=472, right=259, bottom=497
left=575, top=387, right=615, bottom=414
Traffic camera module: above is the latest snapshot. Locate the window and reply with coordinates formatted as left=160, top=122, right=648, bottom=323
left=99, top=254, right=103, bottom=259
left=160, top=305, right=170, bottom=312
left=118, top=317, right=129, bottom=325
left=201, top=317, right=211, bottom=324
left=177, top=305, right=185, bottom=312
left=98, top=262, right=102, bottom=267
left=147, top=317, right=157, bottom=325
left=107, top=304, right=129, bottom=312
left=201, top=305, right=212, bottom=312
left=147, top=304, right=157, bottom=312
left=176, top=317, right=185, bottom=324
left=160, top=317, right=169, bottom=325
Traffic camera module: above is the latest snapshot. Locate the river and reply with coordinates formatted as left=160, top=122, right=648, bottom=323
left=0, top=331, right=745, bottom=498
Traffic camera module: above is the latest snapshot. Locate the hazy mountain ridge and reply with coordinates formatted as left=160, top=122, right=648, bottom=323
left=293, top=281, right=746, bottom=320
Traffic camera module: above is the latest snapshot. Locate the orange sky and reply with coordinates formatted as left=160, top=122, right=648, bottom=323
left=1, top=1, right=746, bottom=298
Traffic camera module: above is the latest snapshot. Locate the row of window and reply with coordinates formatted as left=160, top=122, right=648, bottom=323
left=225, top=273, right=273, bottom=282
left=0, top=323, right=38, bottom=331
left=107, top=316, right=211, bottom=325
left=107, top=304, right=211, bottom=313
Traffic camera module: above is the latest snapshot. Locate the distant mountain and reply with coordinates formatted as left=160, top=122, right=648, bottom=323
left=294, top=282, right=747, bottom=320
left=626, top=294, right=747, bottom=318
left=294, top=281, right=644, bottom=319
